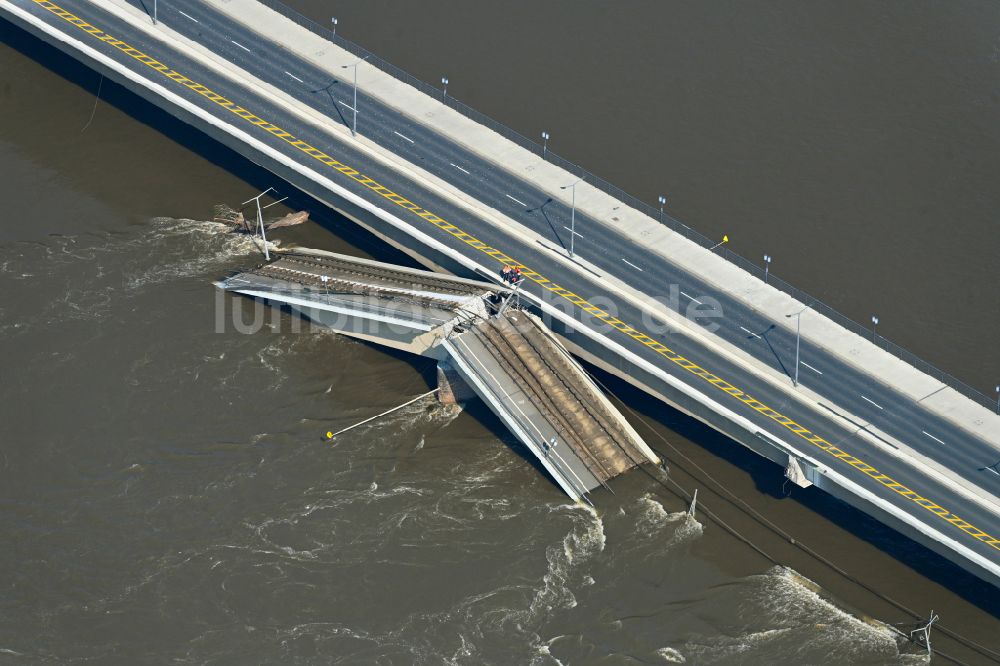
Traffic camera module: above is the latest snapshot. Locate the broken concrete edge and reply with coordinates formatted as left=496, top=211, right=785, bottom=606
left=286, top=245, right=507, bottom=294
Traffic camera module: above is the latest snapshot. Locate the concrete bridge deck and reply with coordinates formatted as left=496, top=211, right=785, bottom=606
left=6, top=0, right=999, bottom=587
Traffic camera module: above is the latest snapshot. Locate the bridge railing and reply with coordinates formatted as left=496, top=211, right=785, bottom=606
left=257, top=0, right=995, bottom=411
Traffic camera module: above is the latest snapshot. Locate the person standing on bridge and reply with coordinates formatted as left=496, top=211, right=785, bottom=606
left=512, top=266, right=522, bottom=285
left=501, top=265, right=511, bottom=283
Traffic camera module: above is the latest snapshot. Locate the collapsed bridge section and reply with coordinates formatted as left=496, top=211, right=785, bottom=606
left=444, top=310, right=660, bottom=501
left=217, top=248, right=495, bottom=355
left=217, top=248, right=658, bottom=502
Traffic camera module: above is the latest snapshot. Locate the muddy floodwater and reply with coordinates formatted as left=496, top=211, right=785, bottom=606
left=2, top=1, right=999, bottom=663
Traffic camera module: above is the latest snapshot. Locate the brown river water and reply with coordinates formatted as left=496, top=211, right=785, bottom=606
left=1, top=1, right=999, bottom=663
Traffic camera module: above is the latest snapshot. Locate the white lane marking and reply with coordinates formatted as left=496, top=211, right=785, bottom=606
left=178, top=10, right=199, bottom=22
left=563, top=226, right=584, bottom=238
left=393, top=130, right=415, bottom=143
left=922, top=430, right=947, bottom=446
left=338, top=100, right=356, bottom=112
left=231, top=40, right=251, bottom=53
left=860, top=395, right=884, bottom=410
left=505, top=194, right=527, bottom=206
left=680, top=291, right=703, bottom=305
left=800, top=361, right=823, bottom=375
left=285, top=71, right=304, bottom=83
left=739, top=326, right=761, bottom=339
left=985, top=467, right=1000, bottom=477
left=450, top=163, right=470, bottom=175
left=621, top=258, right=644, bottom=272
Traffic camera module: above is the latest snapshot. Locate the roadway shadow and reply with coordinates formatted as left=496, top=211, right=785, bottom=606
left=743, top=323, right=793, bottom=383
left=309, top=79, right=351, bottom=129
left=526, top=197, right=566, bottom=251
left=134, top=0, right=152, bottom=23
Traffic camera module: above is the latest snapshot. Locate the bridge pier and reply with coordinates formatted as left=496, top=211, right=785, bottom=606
left=437, top=359, right=475, bottom=405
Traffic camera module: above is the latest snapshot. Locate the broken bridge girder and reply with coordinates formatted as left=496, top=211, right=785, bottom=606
left=219, top=248, right=657, bottom=502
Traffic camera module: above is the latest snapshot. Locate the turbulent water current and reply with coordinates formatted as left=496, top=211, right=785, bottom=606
left=3, top=1, right=1000, bottom=663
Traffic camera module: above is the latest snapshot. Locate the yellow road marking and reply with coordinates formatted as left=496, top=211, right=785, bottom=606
left=33, top=0, right=1000, bottom=554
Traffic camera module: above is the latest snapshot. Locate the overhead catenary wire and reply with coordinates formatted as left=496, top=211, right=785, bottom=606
left=81, top=73, right=103, bottom=132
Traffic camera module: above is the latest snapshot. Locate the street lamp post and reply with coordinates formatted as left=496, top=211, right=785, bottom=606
left=541, top=131, right=550, bottom=158
left=153, top=0, right=157, bottom=24
left=560, top=177, right=583, bottom=258
left=995, top=385, right=999, bottom=415
left=331, top=17, right=337, bottom=41
left=871, top=315, right=879, bottom=343
left=341, top=56, right=368, bottom=136
left=763, top=254, right=772, bottom=284
left=658, top=195, right=667, bottom=224
left=240, top=188, right=288, bottom=262
left=786, top=304, right=811, bottom=387
left=441, top=76, right=449, bottom=100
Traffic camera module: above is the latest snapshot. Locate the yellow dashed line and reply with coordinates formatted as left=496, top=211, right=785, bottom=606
left=34, top=0, right=999, bottom=554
